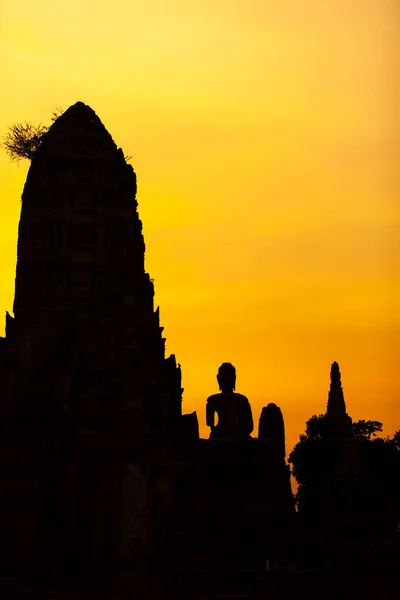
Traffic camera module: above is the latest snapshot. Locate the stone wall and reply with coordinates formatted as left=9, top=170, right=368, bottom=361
left=153, top=438, right=295, bottom=574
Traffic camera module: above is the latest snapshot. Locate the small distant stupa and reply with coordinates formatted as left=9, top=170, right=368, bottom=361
left=326, top=362, right=353, bottom=437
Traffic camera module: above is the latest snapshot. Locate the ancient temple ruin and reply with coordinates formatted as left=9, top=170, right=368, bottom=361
left=0, top=102, right=295, bottom=592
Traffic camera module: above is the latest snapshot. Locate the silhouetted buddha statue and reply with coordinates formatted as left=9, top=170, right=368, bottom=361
left=206, top=363, right=254, bottom=439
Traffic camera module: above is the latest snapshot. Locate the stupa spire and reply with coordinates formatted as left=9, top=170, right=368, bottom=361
left=327, top=361, right=346, bottom=417
left=326, top=361, right=352, bottom=437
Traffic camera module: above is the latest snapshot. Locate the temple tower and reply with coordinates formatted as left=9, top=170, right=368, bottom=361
left=0, top=102, right=183, bottom=574
left=6, top=101, right=182, bottom=432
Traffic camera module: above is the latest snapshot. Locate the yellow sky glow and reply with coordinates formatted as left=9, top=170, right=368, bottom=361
left=1, top=0, right=399, bottom=455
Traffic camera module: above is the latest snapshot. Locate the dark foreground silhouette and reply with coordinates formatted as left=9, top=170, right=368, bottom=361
left=0, top=102, right=398, bottom=599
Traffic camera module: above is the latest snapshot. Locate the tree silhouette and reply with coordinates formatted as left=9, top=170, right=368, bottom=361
left=289, top=415, right=327, bottom=491
left=304, top=413, right=330, bottom=440
left=289, top=414, right=384, bottom=492
left=392, top=430, right=400, bottom=449
left=289, top=414, right=400, bottom=532
left=353, top=419, right=383, bottom=440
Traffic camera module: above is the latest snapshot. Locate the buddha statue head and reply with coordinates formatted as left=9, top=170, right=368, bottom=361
left=216, top=363, right=236, bottom=394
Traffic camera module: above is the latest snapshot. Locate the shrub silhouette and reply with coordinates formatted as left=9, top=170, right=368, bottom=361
left=2, top=107, right=63, bottom=162
left=289, top=414, right=400, bottom=530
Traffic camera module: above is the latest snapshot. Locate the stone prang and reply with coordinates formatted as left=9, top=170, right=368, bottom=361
left=0, top=102, right=183, bottom=574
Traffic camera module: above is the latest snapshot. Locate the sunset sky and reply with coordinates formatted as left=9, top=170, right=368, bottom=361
left=0, top=0, right=399, bottom=455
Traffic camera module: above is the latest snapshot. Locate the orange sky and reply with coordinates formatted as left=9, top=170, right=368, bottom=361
left=0, top=0, right=399, bottom=457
